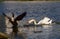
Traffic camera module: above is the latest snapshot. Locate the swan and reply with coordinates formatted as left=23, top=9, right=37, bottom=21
left=28, top=17, right=52, bottom=25
left=3, top=12, right=27, bottom=34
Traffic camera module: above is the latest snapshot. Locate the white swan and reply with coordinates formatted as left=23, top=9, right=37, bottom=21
left=28, top=17, right=52, bottom=25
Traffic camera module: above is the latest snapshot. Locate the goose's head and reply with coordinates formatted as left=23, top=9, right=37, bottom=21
left=11, top=13, right=14, bottom=21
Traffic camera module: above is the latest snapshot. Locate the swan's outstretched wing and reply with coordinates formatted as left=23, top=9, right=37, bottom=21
left=3, top=13, right=11, bottom=20
left=14, top=12, right=27, bottom=21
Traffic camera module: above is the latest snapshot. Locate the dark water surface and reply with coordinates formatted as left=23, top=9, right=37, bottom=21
left=0, top=1, right=60, bottom=39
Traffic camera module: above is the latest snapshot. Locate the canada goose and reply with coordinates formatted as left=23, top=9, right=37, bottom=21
left=28, top=17, right=52, bottom=25
left=3, top=12, right=27, bottom=34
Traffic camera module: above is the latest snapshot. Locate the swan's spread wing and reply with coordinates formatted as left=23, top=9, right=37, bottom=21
left=38, top=17, right=52, bottom=24
left=15, top=12, right=27, bottom=21
left=3, top=13, right=11, bottom=20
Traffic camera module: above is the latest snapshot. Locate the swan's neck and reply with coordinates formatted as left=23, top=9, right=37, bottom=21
left=28, top=19, right=37, bottom=25
left=34, top=20, right=37, bottom=25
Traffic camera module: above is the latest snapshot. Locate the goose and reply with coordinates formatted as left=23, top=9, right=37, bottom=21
left=28, top=17, right=52, bottom=25
left=3, top=12, right=27, bottom=34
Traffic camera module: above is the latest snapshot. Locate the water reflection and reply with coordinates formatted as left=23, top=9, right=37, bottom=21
left=22, top=25, right=53, bottom=39
left=6, top=24, right=53, bottom=39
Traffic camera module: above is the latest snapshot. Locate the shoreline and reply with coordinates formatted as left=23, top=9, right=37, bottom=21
left=2, top=1, right=60, bottom=3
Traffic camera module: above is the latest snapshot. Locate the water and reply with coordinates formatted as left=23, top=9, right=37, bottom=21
left=0, top=1, right=60, bottom=39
